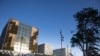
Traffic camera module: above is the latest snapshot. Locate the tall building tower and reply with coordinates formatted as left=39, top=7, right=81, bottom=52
left=0, top=19, right=38, bottom=55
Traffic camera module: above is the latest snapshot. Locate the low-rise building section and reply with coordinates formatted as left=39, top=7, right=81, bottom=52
left=53, top=48, right=71, bottom=56
left=38, top=43, right=53, bottom=56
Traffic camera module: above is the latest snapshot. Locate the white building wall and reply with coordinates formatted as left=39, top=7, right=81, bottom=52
left=38, top=43, right=53, bottom=55
left=44, top=44, right=53, bottom=55
left=53, top=48, right=70, bottom=56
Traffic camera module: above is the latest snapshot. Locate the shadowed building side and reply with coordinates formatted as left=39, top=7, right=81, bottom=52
left=0, top=19, right=18, bottom=50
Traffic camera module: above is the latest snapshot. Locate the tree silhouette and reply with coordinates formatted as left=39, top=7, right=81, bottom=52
left=70, top=7, right=100, bottom=56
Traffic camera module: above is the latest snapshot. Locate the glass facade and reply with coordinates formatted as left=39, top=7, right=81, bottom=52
left=14, top=22, right=32, bottom=54
left=0, top=19, right=38, bottom=56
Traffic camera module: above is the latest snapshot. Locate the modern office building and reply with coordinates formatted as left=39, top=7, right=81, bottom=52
left=38, top=43, right=53, bottom=56
left=0, top=19, right=38, bottom=55
left=53, top=48, right=71, bottom=56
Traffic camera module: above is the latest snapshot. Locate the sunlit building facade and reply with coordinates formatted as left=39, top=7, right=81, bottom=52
left=0, top=19, right=38, bottom=55
left=38, top=43, right=53, bottom=56
left=53, top=48, right=71, bottom=56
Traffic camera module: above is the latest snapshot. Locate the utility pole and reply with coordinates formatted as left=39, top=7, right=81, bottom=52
left=60, top=30, right=64, bottom=55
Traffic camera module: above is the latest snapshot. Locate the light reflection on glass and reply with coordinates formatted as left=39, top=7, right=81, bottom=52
left=14, top=22, right=32, bottom=54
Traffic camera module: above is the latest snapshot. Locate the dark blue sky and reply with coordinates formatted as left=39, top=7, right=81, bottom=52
left=0, top=0, right=100, bottom=56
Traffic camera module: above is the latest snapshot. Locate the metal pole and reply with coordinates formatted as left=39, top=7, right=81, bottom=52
left=60, top=30, right=64, bottom=56
left=60, top=30, right=62, bottom=56
left=61, top=38, right=62, bottom=49
left=60, top=30, right=63, bottom=49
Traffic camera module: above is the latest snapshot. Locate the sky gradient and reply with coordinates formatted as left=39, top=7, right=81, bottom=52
left=0, top=0, right=100, bottom=56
